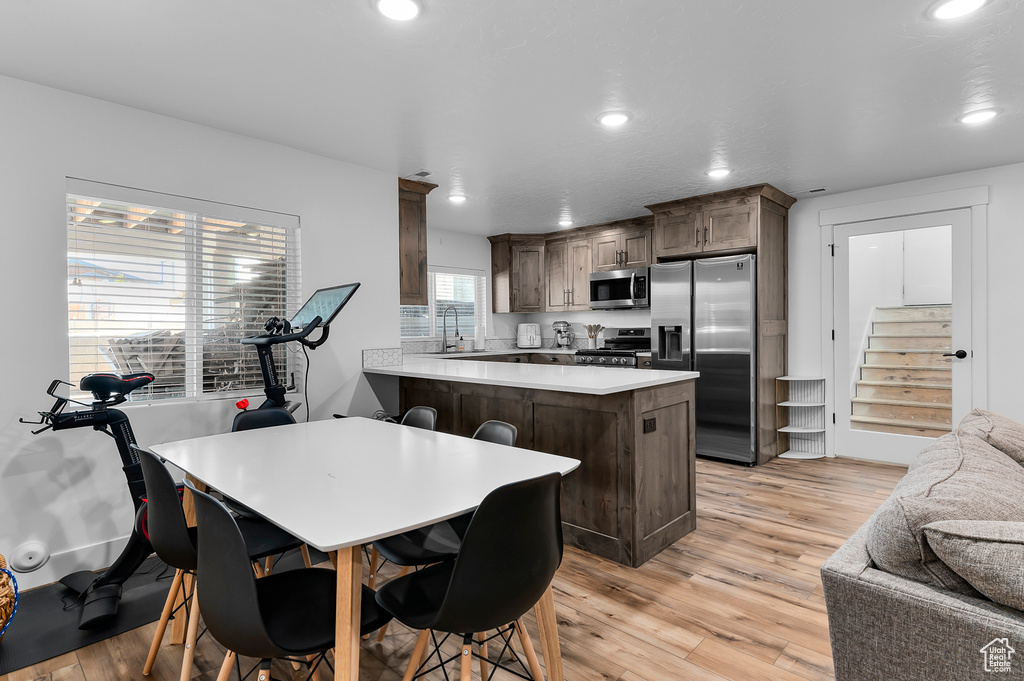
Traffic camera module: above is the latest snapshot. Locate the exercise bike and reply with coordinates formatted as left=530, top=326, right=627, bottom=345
left=20, top=373, right=156, bottom=630
left=239, top=282, right=360, bottom=415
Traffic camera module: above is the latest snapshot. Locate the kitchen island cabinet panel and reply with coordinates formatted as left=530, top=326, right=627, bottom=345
left=534, top=403, right=621, bottom=540
left=397, top=375, right=696, bottom=567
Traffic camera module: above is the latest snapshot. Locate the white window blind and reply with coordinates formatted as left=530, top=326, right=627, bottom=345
left=66, top=180, right=301, bottom=401
left=400, top=269, right=487, bottom=340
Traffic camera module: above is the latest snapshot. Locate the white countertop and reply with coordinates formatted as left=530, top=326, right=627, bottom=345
left=364, top=353, right=699, bottom=395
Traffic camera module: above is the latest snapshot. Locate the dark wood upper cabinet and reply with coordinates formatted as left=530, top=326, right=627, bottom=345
left=647, top=183, right=794, bottom=259
left=593, top=222, right=652, bottom=272
left=511, top=240, right=545, bottom=313
left=545, top=237, right=592, bottom=311
left=398, top=178, right=437, bottom=306
left=489, top=235, right=545, bottom=313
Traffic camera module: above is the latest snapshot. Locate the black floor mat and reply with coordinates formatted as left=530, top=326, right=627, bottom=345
left=0, top=555, right=174, bottom=675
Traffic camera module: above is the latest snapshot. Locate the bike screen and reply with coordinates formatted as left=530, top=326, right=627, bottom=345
left=289, top=282, right=360, bottom=331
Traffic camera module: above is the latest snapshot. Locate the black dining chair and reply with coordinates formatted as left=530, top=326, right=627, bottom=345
left=399, top=405, right=437, bottom=430
left=185, top=480, right=392, bottom=681
left=231, top=406, right=296, bottom=432
left=135, top=446, right=306, bottom=681
left=375, top=472, right=563, bottom=681
left=367, top=419, right=518, bottom=608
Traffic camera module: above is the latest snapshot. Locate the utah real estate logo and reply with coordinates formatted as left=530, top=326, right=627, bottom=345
left=981, top=638, right=1015, bottom=673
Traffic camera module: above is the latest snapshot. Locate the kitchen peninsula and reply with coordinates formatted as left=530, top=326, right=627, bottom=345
left=364, top=355, right=699, bottom=567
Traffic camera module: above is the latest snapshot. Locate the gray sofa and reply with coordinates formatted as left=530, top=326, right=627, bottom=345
left=823, top=409, right=1024, bottom=681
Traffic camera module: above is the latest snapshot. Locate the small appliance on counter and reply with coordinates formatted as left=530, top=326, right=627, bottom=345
left=552, top=321, right=575, bottom=349
left=574, top=328, right=651, bottom=367
left=516, top=323, right=541, bottom=348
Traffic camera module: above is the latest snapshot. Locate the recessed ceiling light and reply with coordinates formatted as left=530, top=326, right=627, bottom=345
left=706, top=168, right=731, bottom=179
left=598, top=111, right=631, bottom=127
left=559, top=219, right=574, bottom=227
left=931, top=0, right=988, bottom=19
left=958, top=108, right=999, bottom=125
left=448, top=194, right=467, bottom=204
left=376, top=0, right=420, bottom=21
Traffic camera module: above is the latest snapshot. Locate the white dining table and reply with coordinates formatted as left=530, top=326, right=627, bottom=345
left=151, top=416, right=580, bottom=681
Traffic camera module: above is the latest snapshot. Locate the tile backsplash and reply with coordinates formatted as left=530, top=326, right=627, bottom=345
left=362, top=347, right=403, bottom=368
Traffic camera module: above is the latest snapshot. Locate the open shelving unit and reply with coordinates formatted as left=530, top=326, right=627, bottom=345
left=776, top=377, right=826, bottom=460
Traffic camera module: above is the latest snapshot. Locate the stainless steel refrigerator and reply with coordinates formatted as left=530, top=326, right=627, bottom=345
left=651, top=255, right=756, bottom=464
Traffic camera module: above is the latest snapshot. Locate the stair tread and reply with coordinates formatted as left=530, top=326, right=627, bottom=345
left=851, top=415, right=951, bottom=430
left=876, top=305, right=951, bottom=310
left=869, top=334, right=951, bottom=338
left=857, top=380, right=952, bottom=389
left=861, top=364, right=950, bottom=370
left=851, top=397, right=951, bottom=409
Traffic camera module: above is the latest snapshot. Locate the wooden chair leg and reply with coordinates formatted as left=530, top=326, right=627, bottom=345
left=257, top=659, right=272, bottom=681
left=375, top=566, right=411, bottom=642
left=402, top=629, right=431, bottom=681
left=301, top=544, right=313, bottom=568
left=170, top=572, right=194, bottom=644
left=264, top=554, right=275, bottom=575
left=515, top=618, right=545, bottom=681
left=460, top=637, right=473, bottom=681
left=143, top=568, right=184, bottom=675
left=216, top=651, right=236, bottom=681
left=180, top=583, right=203, bottom=681
left=252, top=560, right=265, bottom=578
left=477, top=631, right=489, bottom=679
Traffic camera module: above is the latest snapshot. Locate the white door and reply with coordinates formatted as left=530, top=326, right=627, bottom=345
left=833, top=209, right=972, bottom=465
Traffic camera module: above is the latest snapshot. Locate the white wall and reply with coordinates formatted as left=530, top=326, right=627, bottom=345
left=846, top=232, right=905, bottom=389
left=0, top=75, right=399, bottom=587
left=789, top=161, right=1024, bottom=423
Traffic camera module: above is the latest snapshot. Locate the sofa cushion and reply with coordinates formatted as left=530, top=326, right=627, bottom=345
left=923, top=520, right=1024, bottom=610
left=958, top=408, right=1024, bottom=466
left=865, top=431, right=1024, bottom=593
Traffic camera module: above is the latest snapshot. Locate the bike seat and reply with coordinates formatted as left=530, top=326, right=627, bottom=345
left=80, top=373, right=155, bottom=399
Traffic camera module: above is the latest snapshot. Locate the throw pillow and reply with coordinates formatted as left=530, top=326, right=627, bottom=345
left=923, top=520, right=1024, bottom=610
left=958, top=408, right=1024, bottom=466
left=866, top=431, right=1024, bottom=593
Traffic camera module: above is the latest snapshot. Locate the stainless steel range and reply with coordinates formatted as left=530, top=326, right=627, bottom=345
left=574, top=328, right=651, bottom=368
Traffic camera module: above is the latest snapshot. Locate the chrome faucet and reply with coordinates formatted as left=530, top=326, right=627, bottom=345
left=441, top=305, right=460, bottom=353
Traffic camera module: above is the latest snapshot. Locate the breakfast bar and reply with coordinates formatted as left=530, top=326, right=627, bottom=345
left=365, top=355, right=700, bottom=567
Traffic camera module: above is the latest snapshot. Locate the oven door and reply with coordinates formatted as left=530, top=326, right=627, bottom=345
left=589, top=268, right=649, bottom=309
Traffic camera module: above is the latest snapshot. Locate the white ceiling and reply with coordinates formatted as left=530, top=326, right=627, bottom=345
left=1, top=0, right=1021, bottom=235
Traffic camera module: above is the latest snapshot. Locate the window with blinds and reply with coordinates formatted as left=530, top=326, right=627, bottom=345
left=66, top=182, right=301, bottom=402
left=400, top=269, right=487, bottom=340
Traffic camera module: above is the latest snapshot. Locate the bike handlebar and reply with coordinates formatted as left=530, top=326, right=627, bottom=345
left=240, top=315, right=326, bottom=348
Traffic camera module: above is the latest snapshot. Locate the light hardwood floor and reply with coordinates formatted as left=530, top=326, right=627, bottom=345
left=1, top=456, right=906, bottom=681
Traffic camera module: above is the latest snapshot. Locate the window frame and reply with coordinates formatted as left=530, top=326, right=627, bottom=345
left=65, top=178, right=302, bottom=404
left=399, top=266, right=487, bottom=341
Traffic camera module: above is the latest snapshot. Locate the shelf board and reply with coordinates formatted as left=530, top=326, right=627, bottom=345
left=778, top=450, right=826, bottom=460
left=777, top=401, right=826, bottom=407
left=779, top=426, right=826, bottom=434
left=777, top=376, right=825, bottom=382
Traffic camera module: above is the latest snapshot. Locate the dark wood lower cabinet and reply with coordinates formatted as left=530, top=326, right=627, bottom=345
left=399, top=377, right=696, bottom=567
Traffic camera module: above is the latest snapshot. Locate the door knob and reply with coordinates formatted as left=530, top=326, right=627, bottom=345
left=943, top=350, right=968, bottom=359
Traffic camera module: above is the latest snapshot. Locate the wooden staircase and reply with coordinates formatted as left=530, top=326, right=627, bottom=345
left=851, top=305, right=952, bottom=437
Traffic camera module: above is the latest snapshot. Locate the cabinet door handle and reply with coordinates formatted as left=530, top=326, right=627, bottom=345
left=709, top=217, right=713, bottom=245
left=704, top=226, right=708, bottom=245
left=550, top=356, right=559, bottom=362
left=569, top=289, right=574, bottom=306
left=695, top=227, right=700, bottom=247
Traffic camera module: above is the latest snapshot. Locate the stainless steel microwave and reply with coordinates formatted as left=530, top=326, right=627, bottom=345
left=589, top=267, right=650, bottom=310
